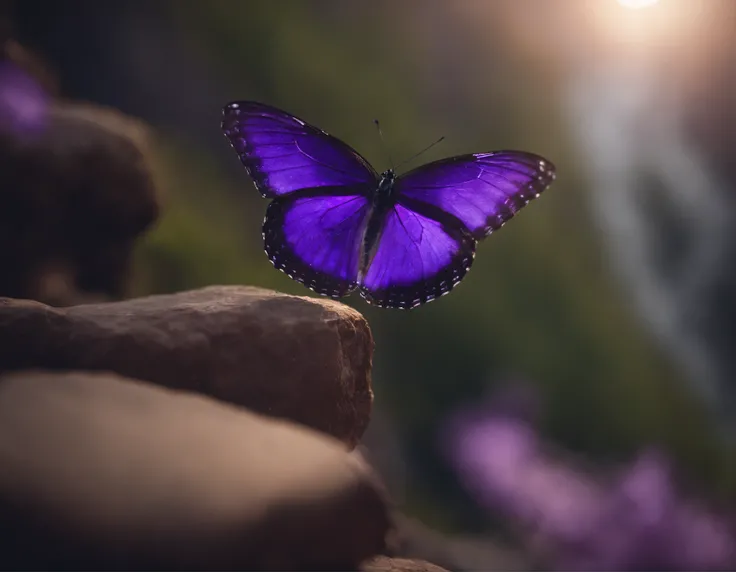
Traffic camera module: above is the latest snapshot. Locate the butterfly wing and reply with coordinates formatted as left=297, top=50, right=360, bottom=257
left=359, top=203, right=476, bottom=309
left=222, top=101, right=377, bottom=198
left=394, top=151, right=556, bottom=240
left=223, top=101, right=379, bottom=297
left=359, top=151, right=555, bottom=309
left=264, top=191, right=372, bottom=298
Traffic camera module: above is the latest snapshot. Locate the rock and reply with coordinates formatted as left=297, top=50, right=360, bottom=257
left=0, top=96, right=160, bottom=305
left=361, top=556, right=450, bottom=572
left=0, top=370, right=390, bottom=570
left=386, top=514, right=530, bottom=572
left=0, top=285, right=374, bottom=447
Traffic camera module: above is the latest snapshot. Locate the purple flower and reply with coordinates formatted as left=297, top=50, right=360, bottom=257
left=443, top=386, right=736, bottom=570
left=0, top=60, right=50, bottom=139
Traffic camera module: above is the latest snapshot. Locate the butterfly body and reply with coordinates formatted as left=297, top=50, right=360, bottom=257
left=374, top=169, right=397, bottom=204
left=222, top=101, right=556, bottom=309
left=361, top=169, right=396, bottom=263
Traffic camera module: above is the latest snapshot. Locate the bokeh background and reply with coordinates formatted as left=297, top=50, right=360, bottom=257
left=4, top=0, right=736, bottom=569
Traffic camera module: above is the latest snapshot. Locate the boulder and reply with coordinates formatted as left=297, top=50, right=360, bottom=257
left=361, top=556, right=450, bottom=572
left=0, top=285, right=374, bottom=447
left=386, top=513, right=529, bottom=572
left=0, top=99, right=160, bottom=305
left=0, top=369, right=390, bottom=570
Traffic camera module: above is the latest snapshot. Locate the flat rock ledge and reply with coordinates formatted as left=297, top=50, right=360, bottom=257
left=0, top=370, right=391, bottom=570
left=360, top=556, right=451, bottom=572
left=0, top=285, right=374, bottom=448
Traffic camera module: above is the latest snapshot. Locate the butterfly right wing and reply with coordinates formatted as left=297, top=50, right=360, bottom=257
left=359, top=151, right=556, bottom=309
left=222, top=101, right=377, bottom=198
left=394, top=151, right=556, bottom=240
left=359, top=203, right=476, bottom=309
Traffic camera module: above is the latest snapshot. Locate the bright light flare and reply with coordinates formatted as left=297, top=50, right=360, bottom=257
left=586, top=0, right=711, bottom=53
left=617, top=0, right=660, bottom=9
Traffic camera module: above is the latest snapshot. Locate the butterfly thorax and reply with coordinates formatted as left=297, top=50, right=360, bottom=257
left=374, top=169, right=396, bottom=208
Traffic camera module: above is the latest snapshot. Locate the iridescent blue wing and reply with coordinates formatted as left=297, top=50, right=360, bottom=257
left=395, top=151, right=556, bottom=240
left=221, top=101, right=377, bottom=197
left=359, top=151, right=555, bottom=309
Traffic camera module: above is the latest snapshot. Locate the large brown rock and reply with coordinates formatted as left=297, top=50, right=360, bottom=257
left=0, top=370, right=390, bottom=570
left=360, top=556, right=450, bottom=572
left=0, top=285, right=374, bottom=447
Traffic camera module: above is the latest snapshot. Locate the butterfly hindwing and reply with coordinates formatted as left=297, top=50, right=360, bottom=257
left=359, top=203, right=476, bottom=309
left=394, top=151, right=556, bottom=240
left=263, top=191, right=373, bottom=298
left=222, top=101, right=377, bottom=198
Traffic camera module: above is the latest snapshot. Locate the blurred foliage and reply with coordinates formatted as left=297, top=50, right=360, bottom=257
left=60, top=0, right=731, bottom=534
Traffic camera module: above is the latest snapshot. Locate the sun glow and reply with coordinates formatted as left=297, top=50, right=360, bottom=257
left=590, top=0, right=707, bottom=52
left=617, top=0, right=660, bottom=9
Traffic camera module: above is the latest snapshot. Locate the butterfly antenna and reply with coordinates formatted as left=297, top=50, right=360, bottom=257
left=374, top=119, right=395, bottom=170
left=395, top=135, right=446, bottom=171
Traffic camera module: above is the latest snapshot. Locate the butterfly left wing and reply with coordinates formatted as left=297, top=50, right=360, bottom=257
left=222, top=101, right=377, bottom=198
left=359, top=203, right=476, bottom=309
left=393, top=151, right=556, bottom=240
left=222, top=101, right=379, bottom=298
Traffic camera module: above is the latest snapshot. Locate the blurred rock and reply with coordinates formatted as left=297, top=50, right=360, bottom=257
left=361, top=556, right=450, bottom=572
left=0, top=285, right=374, bottom=447
left=0, top=93, right=160, bottom=305
left=387, top=514, right=529, bottom=572
left=0, top=369, right=390, bottom=570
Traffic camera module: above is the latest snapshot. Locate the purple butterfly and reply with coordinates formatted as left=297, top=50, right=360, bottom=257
left=221, top=101, right=556, bottom=309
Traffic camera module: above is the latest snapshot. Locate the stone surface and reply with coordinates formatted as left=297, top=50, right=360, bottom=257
left=385, top=513, right=529, bottom=572
left=0, top=98, right=160, bottom=306
left=360, top=556, right=450, bottom=572
left=0, top=285, right=374, bottom=447
left=0, top=370, right=390, bottom=570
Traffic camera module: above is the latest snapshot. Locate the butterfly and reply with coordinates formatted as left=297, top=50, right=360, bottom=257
left=221, top=101, right=556, bottom=309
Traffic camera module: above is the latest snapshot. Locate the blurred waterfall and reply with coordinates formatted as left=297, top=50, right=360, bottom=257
left=563, top=4, right=736, bottom=422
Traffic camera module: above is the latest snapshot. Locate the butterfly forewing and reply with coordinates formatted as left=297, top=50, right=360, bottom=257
left=222, top=101, right=377, bottom=198
left=359, top=203, right=476, bottom=309
left=394, top=151, right=556, bottom=240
